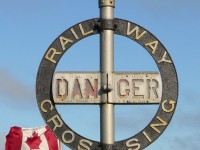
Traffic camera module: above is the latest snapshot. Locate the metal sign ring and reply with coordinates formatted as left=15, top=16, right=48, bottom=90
left=36, top=18, right=178, bottom=150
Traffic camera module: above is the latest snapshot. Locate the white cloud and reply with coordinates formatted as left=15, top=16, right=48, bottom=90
left=0, top=68, right=35, bottom=102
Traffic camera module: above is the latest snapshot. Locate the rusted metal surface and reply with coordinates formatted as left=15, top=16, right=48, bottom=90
left=112, top=72, right=161, bottom=104
left=36, top=18, right=178, bottom=150
left=52, top=72, right=100, bottom=104
left=52, top=72, right=161, bottom=104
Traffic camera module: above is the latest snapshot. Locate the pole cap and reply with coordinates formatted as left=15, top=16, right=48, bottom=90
left=99, top=0, right=115, bottom=7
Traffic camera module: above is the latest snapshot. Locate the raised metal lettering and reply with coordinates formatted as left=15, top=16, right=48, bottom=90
left=53, top=72, right=161, bottom=104
left=143, top=131, right=152, bottom=142
left=57, top=78, right=68, bottom=101
left=72, top=79, right=83, bottom=99
left=40, top=99, right=54, bottom=113
left=127, top=22, right=147, bottom=40
left=147, top=79, right=158, bottom=99
left=158, top=51, right=172, bottom=63
left=145, top=41, right=159, bottom=55
left=71, top=28, right=79, bottom=40
left=78, top=139, right=93, bottom=150
left=79, top=24, right=93, bottom=36
left=118, top=79, right=130, bottom=96
left=85, top=79, right=98, bottom=98
left=45, top=48, right=61, bottom=63
left=150, top=116, right=167, bottom=134
left=126, top=138, right=141, bottom=150
left=62, top=130, right=75, bottom=144
left=47, top=114, right=63, bottom=131
left=162, top=100, right=175, bottom=113
left=59, top=36, right=73, bottom=51
left=133, top=79, right=144, bottom=99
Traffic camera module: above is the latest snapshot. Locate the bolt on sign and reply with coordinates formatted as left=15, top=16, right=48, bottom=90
left=53, top=72, right=161, bottom=104
left=36, top=0, right=178, bottom=150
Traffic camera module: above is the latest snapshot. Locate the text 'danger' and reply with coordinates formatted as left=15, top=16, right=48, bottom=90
left=52, top=72, right=162, bottom=104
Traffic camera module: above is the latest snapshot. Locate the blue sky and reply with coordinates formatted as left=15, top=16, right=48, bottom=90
left=0, top=0, right=200, bottom=149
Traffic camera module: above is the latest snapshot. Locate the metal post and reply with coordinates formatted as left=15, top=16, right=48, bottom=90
left=99, top=0, right=115, bottom=148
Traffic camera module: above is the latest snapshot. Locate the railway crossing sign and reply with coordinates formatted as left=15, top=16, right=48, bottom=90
left=36, top=0, right=178, bottom=149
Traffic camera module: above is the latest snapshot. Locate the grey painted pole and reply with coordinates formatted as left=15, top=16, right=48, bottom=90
left=99, top=0, right=115, bottom=148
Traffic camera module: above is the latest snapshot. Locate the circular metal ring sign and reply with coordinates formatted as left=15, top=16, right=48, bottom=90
left=36, top=18, right=178, bottom=150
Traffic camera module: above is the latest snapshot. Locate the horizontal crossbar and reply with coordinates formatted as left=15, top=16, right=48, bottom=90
left=52, top=72, right=162, bottom=105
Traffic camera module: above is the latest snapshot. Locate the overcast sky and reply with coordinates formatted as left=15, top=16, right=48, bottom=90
left=0, top=0, right=200, bottom=149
